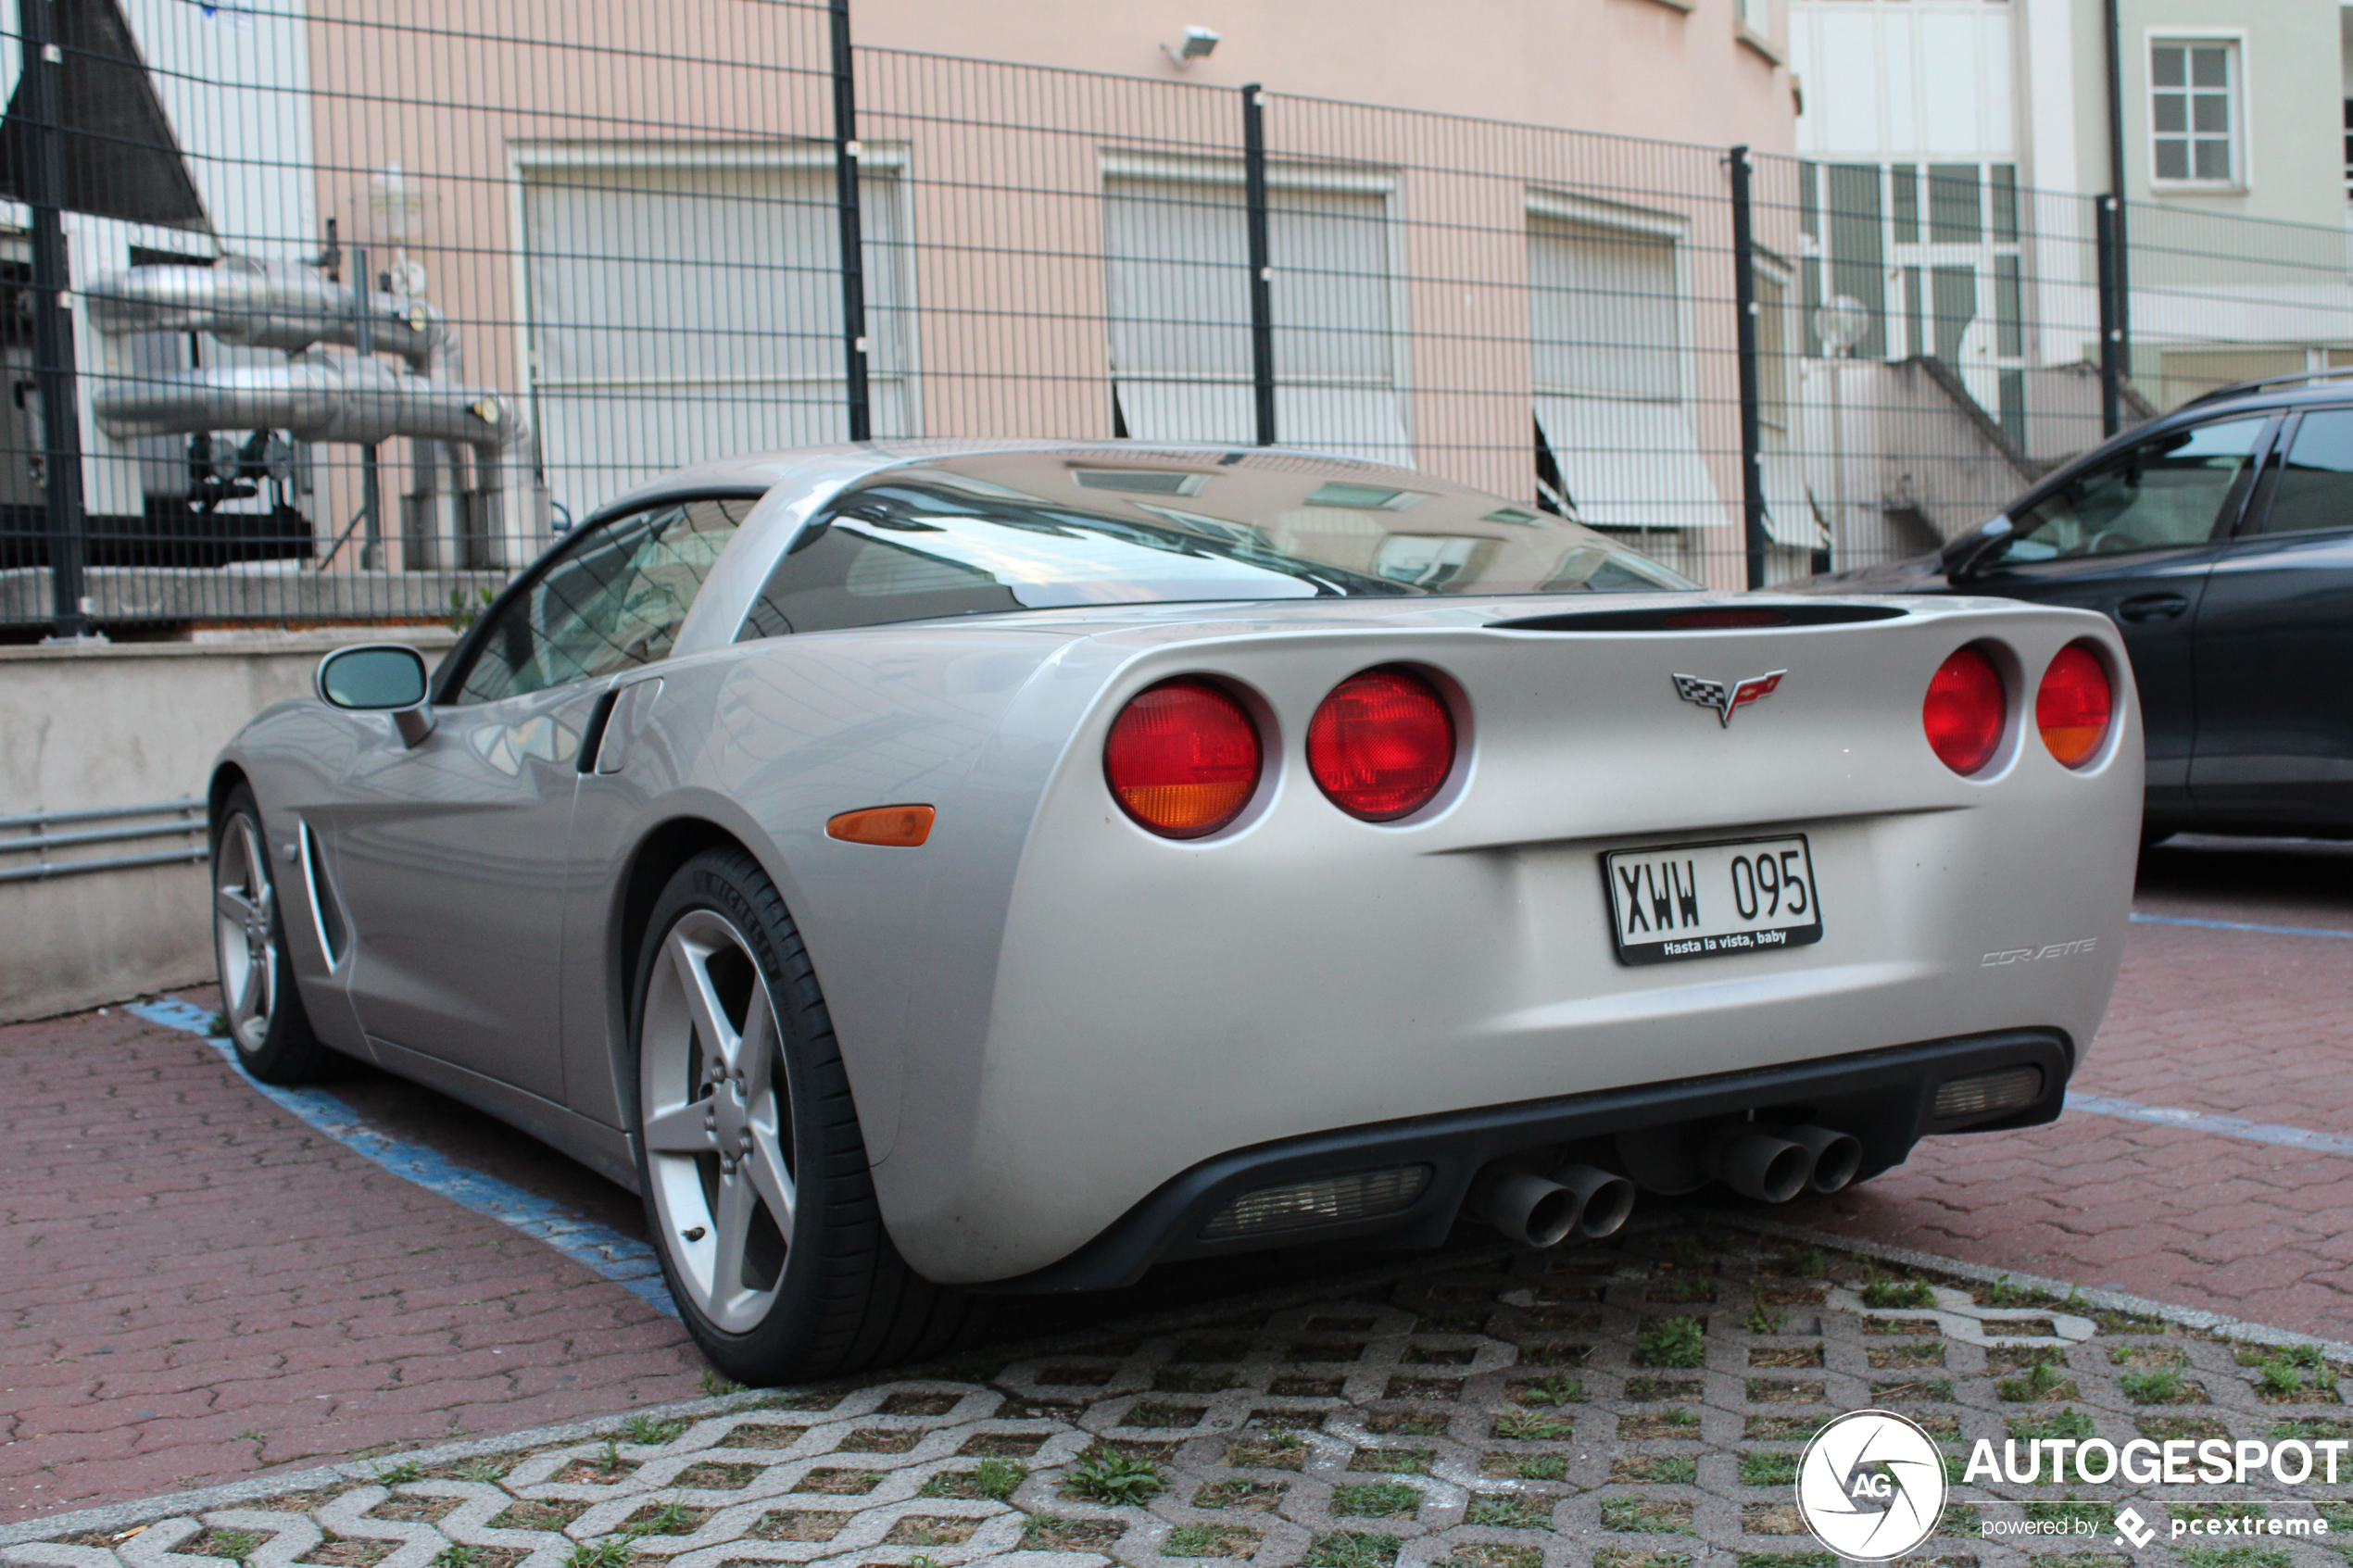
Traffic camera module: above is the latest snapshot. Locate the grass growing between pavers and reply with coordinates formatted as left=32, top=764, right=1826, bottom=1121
left=22, top=1214, right=2353, bottom=1568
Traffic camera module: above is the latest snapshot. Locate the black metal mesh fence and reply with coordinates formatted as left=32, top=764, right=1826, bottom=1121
left=1, top=0, right=2345, bottom=634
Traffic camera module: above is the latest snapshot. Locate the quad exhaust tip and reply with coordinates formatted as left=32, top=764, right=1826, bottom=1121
left=1705, top=1123, right=1864, bottom=1202
left=1479, top=1162, right=1639, bottom=1248
left=1776, top=1123, right=1864, bottom=1194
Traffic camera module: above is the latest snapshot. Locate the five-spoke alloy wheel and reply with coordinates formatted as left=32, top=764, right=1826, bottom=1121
left=639, top=908, right=799, bottom=1333
left=631, top=847, right=969, bottom=1383
left=208, top=783, right=328, bottom=1083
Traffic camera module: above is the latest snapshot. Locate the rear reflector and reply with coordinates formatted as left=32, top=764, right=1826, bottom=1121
left=1103, top=678, right=1262, bottom=838
left=1200, top=1165, right=1432, bottom=1239
left=826, top=804, right=935, bottom=847
left=1923, top=646, right=2007, bottom=774
left=1306, top=667, right=1457, bottom=822
left=1932, top=1065, right=2045, bottom=1122
left=2036, top=643, right=2114, bottom=768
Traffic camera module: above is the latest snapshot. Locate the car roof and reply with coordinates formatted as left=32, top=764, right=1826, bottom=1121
left=2175, top=366, right=2353, bottom=415
left=586, top=438, right=1403, bottom=523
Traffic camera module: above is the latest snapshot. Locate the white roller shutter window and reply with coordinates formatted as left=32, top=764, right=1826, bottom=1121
left=1529, top=218, right=1731, bottom=533
left=523, top=159, right=912, bottom=520
left=1103, top=175, right=1410, bottom=465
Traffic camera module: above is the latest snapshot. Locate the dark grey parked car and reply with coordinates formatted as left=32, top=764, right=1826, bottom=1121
left=1802, top=371, right=2353, bottom=841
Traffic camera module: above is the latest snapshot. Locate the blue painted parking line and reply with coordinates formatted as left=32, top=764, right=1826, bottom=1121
left=129, top=997, right=677, bottom=1319
left=2131, top=911, right=2353, bottom=941
left=2067, top=1089, right=2353, bottom=1160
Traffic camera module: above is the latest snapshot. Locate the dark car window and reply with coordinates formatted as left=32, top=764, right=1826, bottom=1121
left=736, top=470, right=1693, bottom=642
left=456, top=496, right=755, bottom=703
left=2247, top=409, right=2353, bottom=537
left=2002, top=416, right=2268, bottom=563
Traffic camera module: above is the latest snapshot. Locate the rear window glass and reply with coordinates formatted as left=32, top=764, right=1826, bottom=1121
left=738, top=455, right=1692, bottom=641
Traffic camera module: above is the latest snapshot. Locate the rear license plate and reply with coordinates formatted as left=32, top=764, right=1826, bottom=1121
left=1602, top=834, right=1824, bottom=966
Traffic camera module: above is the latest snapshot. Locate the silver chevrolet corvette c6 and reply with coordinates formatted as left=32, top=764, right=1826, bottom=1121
left=208, top=441, right=2139, bottom=1381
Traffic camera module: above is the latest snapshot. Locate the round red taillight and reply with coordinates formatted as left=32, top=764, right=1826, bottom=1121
left=1306, top=667, right=1457, bottom=822
left=1103, top=678, right=1262, bottom=838
left=2036, top=643, right=2113, bottom=769
left=1923, top=646, right=2007, bottom=775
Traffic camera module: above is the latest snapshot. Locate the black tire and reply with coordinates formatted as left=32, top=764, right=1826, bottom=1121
left=209, top=783, right=333, bottom=1085
left=630, top=846, right=972, bottom=1384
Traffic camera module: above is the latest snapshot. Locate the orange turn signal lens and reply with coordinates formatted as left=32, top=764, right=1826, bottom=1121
left=825, top=804, right=936, bottom=847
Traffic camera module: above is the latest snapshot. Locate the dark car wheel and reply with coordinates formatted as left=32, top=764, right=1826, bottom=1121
left=210, top=783, right=333, bottom=1084
left=631, top=847, right=972, bottom=1384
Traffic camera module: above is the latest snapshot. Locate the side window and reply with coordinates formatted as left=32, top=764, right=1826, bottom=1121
left=2002, top=416, right=2268, bottom=563
left=455, top=497, right=756, bottom=704
left=2247, top=409, right=2353, bottom=537
left=736, top=510, right=1023, bottom=643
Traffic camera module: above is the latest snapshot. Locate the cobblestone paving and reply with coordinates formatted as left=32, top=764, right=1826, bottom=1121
left=10, top=1218, right=2353, bottom=1568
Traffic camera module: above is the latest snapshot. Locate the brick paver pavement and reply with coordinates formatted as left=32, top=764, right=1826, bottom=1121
left=8, top=1219, right=2353, bottom=1568
left=1788, top=835, right=2353, bottom=1340
left=0, top=1009, right=705, bottom=1524
left=4, top=834, right=2347, bottom=1531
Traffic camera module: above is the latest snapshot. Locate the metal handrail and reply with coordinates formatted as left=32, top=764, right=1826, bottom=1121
left=0, top=797, right=208, bottom=884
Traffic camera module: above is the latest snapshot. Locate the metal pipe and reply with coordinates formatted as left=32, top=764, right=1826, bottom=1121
left=355, top=245, right=381, bottom=570
left=0, top=819, right=204, bottom=854
left=85, top=258, right=454, bottom=377
left=0, top=846, right=208, bottom=885
left=0, top=797, right=204, bottom=831
left=95, top=357, right=522, bottom=449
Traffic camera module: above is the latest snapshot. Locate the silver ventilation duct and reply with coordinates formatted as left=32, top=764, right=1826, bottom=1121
left=85, top=257, right=542, bottom=569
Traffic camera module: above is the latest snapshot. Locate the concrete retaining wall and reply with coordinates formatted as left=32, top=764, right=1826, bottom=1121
left=1, top=627, right=458, bottom=1022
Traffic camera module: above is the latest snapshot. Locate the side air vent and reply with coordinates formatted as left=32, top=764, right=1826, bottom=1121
left=300, top=822, right=349, bottom=968
left=1490, top=603, right=1908, bottom=633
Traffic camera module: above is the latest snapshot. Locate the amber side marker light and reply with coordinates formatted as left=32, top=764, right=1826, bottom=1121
left=826, top=804, right=936, bottom=847
left=2036, top=643, right=2113, bottom=768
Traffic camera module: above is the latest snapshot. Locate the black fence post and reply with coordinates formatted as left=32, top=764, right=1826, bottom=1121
left=22, top=0, right=91, bottom=639
left=1728, top=145, right=1767, bottom=592
left=1241, top=83, right=1277, bottom=447
left=829, top=0, right=871, bottom=442
left=2095, top=195, right=2121, bottom=438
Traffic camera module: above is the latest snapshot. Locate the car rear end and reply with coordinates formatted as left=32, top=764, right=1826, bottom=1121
left=883, top=594, right=2137, bottom=1286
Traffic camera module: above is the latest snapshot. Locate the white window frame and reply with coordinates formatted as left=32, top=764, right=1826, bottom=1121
left=1525, top=188, right=1696, bottom=408
left=505, top=139, right=924, bottom=479
left=1098, top=149, right=1414, bottom=458
left=1525, top=189, right=1735, bottom=537
left=2145, top=31, right=2247, bottom=194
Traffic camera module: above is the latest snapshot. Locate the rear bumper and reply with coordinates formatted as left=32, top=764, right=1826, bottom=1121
left=979, top=1025, right=2070, bottom=1293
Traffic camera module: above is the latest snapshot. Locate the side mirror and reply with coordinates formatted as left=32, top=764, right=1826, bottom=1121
left=317, top=644, right=436, bottom=746
left=1938, top=514, right=2014, bottom=581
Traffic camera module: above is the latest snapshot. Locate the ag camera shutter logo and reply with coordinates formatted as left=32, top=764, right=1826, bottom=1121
left=1796, top=1410, right=1948, bottom=1560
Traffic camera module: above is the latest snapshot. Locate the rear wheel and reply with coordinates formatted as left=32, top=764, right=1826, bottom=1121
left=210, top=783, right=331, bottom=1084
left=631, top=847, right=971, bottom=1383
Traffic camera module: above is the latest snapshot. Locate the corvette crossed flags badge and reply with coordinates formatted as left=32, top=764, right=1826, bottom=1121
left=1673, top=670, right=1786, bottom=726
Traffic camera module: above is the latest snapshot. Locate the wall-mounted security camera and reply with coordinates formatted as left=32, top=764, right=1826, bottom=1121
left=1162, top=26, right=1220, bottom=69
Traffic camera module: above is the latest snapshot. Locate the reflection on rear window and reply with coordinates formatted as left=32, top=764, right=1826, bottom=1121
left=738, top=458, right=1692, bottom=641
